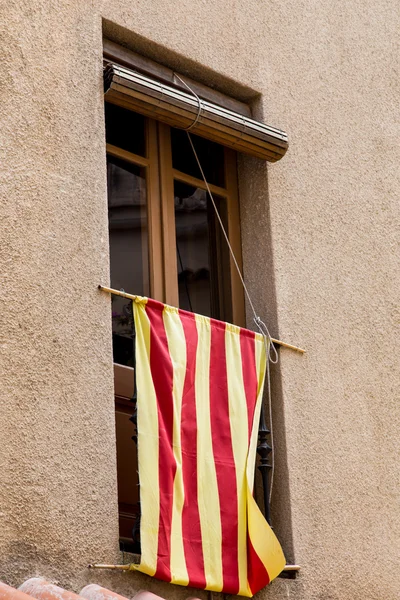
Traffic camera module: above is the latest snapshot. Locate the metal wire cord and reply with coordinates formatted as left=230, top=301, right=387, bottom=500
left=184, top=133, right=278, bottom=358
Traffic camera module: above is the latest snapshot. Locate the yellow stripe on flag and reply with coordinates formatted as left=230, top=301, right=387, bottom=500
left=246, top=335, right=285, bottom=584
left=247, top=489, right=286, bottom=582
left=255, top=335, right=267, bottom=404
left=225, top=325, right=249, bottom=596
left=195, top=314, right=223, bottom=592
left=132, top=299, right=159, bottom=577
left=246, top=336, right=267, bottom=492
left=162, top=306, right=189, bottom=586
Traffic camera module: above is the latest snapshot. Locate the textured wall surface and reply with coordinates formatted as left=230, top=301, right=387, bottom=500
left=0, top=2, right=399, bottom=600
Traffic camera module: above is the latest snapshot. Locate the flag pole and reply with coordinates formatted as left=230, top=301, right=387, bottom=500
left=98, top=285, right=306, bottom=354
left=88, top=564, right=130, bottom=570
left=98, top=285, right=139, bottom=301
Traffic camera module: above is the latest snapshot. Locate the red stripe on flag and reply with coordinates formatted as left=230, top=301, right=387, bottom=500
left=247, top=533, right=270, bottom=594
left=239, top=329, right=258, bottom=443
left=209, top=319, right=240, bottom=595
left=146, top=299, right=176, bottom=583
left=179, top=310, right=207, bottom=589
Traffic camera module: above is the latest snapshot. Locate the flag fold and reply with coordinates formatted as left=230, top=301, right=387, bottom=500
left=131, top=297, right=285, bottom=596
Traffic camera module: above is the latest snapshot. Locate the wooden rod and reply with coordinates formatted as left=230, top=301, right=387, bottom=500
left=272, top=338, right=305, bottom=354
left=88, top=564, right=130, bottom=570
left=99, top=285, right=138, bottom=301
left=98, top=285, right=306, bottom=354
left=88, top=562, right=300, bottom=572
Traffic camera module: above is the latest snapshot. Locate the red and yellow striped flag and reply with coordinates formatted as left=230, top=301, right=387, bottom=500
left=131, top=297, right=285, bottom=596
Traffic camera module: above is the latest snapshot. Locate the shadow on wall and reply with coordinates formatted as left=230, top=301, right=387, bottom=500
left=238, top=136, right=296, bottom=564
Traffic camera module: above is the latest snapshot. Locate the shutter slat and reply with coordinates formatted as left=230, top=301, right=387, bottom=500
left=104, top=63, right=288, bottom=162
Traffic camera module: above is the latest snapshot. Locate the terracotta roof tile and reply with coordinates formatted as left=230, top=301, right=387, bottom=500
left=1, top=579, right=201, bottom=600
left=0, top=582, right=37, bottom=600
left=19, top=579, right=82, bottom=600
left=80, top=585, right=130, bottom=600
left=134, top=592, right=171, bottom=600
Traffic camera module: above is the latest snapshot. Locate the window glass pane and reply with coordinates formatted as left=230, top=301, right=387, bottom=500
left=171, top=129, right=225, bottom=187
left=108, top=155, right=149, bottom=365
left=105, top=103, right=146, bottom=157
left=174, top=180, right=232, bottom=321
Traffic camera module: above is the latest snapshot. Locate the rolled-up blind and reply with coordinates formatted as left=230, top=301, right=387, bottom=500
left=104, top=63, right=288, bottom=162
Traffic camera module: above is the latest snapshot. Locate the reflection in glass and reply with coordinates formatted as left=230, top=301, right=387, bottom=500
left=171, top=128, right=225, bottom=187
left=105, top=103, right=146, bottom=157
left=174, top=181, right=232, bottom=321
left=107, top=155, right=149, bottom=366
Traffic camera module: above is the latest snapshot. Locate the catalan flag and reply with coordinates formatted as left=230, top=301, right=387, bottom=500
left=131, top=297, right=285, bottom=596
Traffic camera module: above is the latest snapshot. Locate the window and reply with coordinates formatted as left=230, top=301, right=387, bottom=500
left=106, top=101, right=245, bottom=549
left=103, top=46, right=288, bottom=551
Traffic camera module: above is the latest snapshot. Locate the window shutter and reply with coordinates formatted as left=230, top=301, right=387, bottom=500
left=104, top=63, right=288, bottom=162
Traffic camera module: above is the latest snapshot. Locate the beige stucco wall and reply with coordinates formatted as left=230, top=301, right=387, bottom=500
left=0, top=2, right=399, bottom=600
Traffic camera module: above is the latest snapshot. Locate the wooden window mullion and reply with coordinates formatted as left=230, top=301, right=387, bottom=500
left=146, top=118, right=165, bottom=302
left=157, top=122, right=179, bottom=307
left=224, top=148, right=245, bottom=328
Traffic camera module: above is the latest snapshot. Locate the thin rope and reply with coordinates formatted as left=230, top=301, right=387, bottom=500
left=187, top=131, right=277, bottom=503
left=174, top=75, right=279, bottom=505
left=174, top=77, right=277, bottom=358
left=185, top=131, right=278, bottom=363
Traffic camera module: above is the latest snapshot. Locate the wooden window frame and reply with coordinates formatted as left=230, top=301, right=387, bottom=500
left=106, top=102, right=245, bottom=326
